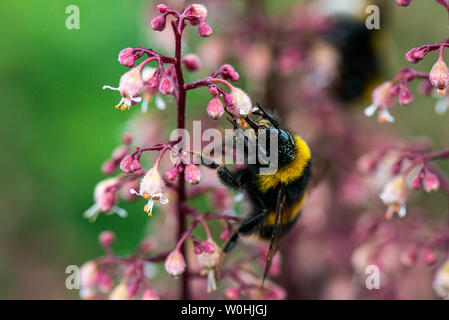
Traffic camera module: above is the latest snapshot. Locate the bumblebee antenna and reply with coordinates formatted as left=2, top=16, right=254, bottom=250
left=255, top=103, right=279, bottom=129
left=244, top=116, right=260, bottom=131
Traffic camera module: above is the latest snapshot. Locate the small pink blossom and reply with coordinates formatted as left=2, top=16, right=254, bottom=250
left=99, top=231, right=115, bottom=247
left=182, top=54, right=202, bottom=71
left=184, top=164, right=201, bottom=185
left=130, top=167, right=168, bottom=216
left=207, top=96, right=224, bottom=120
left=429, top=58, right=449, bottom=94
left=198, top=22, right=213, bottom=37
left=423, top=172, right=440, bottom=193
left=165, top=250, right=186, bottom=278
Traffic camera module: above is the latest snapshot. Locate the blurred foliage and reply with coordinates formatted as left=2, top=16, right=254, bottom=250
left=0, top=0, right=448, bottom=298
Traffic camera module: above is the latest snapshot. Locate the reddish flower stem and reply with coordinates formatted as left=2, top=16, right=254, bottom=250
left=172, top=16, right=189, bottom=300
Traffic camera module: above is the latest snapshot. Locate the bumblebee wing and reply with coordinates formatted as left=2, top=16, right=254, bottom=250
left=308, top=154, right=329, bottom=190
left=262, top=187, right=287, bottom=287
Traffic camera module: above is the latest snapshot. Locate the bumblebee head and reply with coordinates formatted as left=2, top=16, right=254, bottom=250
left=260, top=126, right=297, bottom=168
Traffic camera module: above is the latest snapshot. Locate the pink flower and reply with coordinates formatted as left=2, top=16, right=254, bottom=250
left=186, top=4, right=208, bottom=25
left=185, top=164, right=201, bottom=185
left=207, top=96, right=224, bottom=120
left=84, top=177, right=127, bottom=221
left=151, top=14, right=166, bottom=31
left=103, top=67, right=144, bottom=110
left=197, top=239, right=220, bottom=293
left=227, top=87, right=252, bottom=118
left=399, top=86, right=413, bottom=106
left=182, top=54, right=202, bottom=71
left=166, top=166, right=179, bottom=181
left=130, top=167, right=168, bottom=216
left=165, top=250, right=186, bottom=278
left=364, top=81, right=396, bottom=123
left=429, top=58, right=449, bottom=94
left=159, top=76, right=174, bottom=95
left=198, top=22, right=213, bottom=37
left=118, top=48, right=136, bottom=67
left=99, top=231, right=115, bottom=247
left=423, top=172, right=440, bottom=193
left=379, top=176, right=408, bottom=219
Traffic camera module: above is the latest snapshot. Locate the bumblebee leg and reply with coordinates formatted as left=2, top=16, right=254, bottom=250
left=222, top=210, right=268, bottom=253
left=217, top=166, right=241, bottom=189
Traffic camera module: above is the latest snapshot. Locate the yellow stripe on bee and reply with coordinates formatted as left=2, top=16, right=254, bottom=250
left=257, top=136, right=311, bottom=193
left=264, top=193, right=307, bottom=226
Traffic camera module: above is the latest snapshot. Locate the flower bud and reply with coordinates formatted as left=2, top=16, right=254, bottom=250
left=209, top=86, right=218, bottom=96
left=399, top=86, right=413, bottom=106
left=207, top=96, right=224, bottom=120
left=224, top=287, right=240, bottom=300
left=424, top=249, right=437, bottom=265
left=186, top=4, right=208, bottom=25
left=99, top=231, right=115, bottom=247
left=151, top=14, right=166, bottom=31
left=165, top=250, right=186, bottom=278
left=142, top=289, right=160, bottom=300
left=159, top=76, right=174, bottom=95
left=182, top=54, right=201, bottom=71
left=198, top=22, right=212, bottom=37
left=228, top=87, right=252, bottom=117
left=405, top=47, right=426, bottom=63
left=120, top=155, right=134, bottom=173
left=423, top=172, right=440, bottom=193
left=101, top=160, right=116, bottom=175
left=396, top=0, right=411, bottom=6
left=131, top=160, right=142, bottom=172
left=157, top=4, right=169, bottom=13
left=118, top=48, right=136, bottom=67
left=430, top=59, right=449, bottom=93
left=220, top=64, right=239, bottom=82
left=184, top=164, right=201, bottom=185
left=166, top=166, right=179, bottom=181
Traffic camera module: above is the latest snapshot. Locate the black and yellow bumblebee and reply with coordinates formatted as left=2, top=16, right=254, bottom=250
left=201, top=104, right=322, bottom=284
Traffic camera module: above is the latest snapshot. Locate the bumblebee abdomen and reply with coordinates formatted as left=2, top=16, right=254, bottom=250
left=258, top=193, right=307, bottom=239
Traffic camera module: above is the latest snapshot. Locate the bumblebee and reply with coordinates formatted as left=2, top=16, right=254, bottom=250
left=201, top=104, right=316, bottom=284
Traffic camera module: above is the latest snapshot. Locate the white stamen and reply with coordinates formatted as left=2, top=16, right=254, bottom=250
left=114, top=206, right=128, bottom=218
left=141, top=99, right=149, bottom=113
left=398, top=204, right=407, bottom=218
left=364, top=104, right=378, bottom=117
left=155, top=95, right=166, bottom=110
left=435, top=98, right=449, bottom=115
left=103, top=85, right=119, bottom=91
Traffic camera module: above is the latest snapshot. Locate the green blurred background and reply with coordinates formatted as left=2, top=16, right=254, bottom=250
left=0, top=0, right=448, bottom=299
